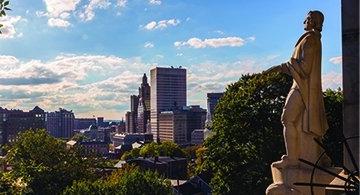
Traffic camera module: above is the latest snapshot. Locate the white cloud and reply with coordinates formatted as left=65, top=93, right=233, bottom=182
left=322, top=71, right=342, bottom=89
left=0, top=54, right=152, bottom=119
left=42, top=0, right=80, bottom=27
left=117, top=0, right=127, bottom=7
left=79, top=0, right=111, bottom=22
left=144, top=42, right=154, bottom=48
left=44, top=0, right=80, bottom=18
left=48, top=17, right=71, bottom=28
left=0, top=16, right=23, bottom=39
left=144, top=19, right=180, bottom=30
left=247, top=36, right=256, bottom=41
left=149, top=0, right=161, bottom=5
left=329, top=56, right=342, bottom=65
left=175, top=37, right=246, bottom=48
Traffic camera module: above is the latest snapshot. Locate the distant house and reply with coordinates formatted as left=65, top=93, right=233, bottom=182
left=173, top=172, right=212, bottom=195
left=66, top=140, right=109, bottom=156
left=126, top=156, right=188, bottom=180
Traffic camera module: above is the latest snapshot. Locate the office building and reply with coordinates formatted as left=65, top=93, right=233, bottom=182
left=74, top=118, right=96, bottom=130
left=150, top=67, right=186, bottom=142
left=46, top=108, right=75, bottom=138
left=137, top=74, right=151, bottom=133
left=206, top=93, right=224, bottom=124
left=158, top=105, right=206, bottom=146
left=0, top=106, right=46, bottom=144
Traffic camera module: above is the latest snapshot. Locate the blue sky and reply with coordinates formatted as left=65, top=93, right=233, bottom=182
left=0, top=0, right=342, bottom=119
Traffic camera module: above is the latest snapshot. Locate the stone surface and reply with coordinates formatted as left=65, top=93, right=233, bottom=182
left=266, top=162, right=343, bottom=195
left=341, top=0, right=359, bottom=172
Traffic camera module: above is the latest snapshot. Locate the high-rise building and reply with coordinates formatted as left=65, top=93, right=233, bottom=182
left=46, top=108, right=75, bottom=138
left=185, top=105, right=207, bottom=142
left=0, top=106, right=46, bottom=145
left=150, top=67, right=186, bottom=142
left=125, top=111, right=131, bottom=133
left=158, top=105, right=206, bottom=146
left=159, top=110, right=187, bottom=145
left=206, top=93, right=224, bottom=124
left=137, top=74, right=151, bottom=133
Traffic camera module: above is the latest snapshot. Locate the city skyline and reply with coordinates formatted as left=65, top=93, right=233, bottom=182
left=0, top=0, right=342, bottom=119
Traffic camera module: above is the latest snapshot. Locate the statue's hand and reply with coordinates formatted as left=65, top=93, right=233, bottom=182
left=263, top=65, right=282, bottom=75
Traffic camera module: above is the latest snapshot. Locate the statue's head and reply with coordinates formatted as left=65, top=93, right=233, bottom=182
left=304, top=10, right=324, bottom=32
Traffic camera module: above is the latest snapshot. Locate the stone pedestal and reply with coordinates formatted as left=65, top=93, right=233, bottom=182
left=266, top=163, right=343, bottom=195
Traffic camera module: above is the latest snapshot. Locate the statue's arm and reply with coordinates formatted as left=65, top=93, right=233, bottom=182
left=263, top=63, right=290, bottom=75
left=285, top=36, right=316, bottom=79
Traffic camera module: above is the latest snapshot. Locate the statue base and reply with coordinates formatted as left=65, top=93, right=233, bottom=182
left=266, top=160, right=343, bottom=195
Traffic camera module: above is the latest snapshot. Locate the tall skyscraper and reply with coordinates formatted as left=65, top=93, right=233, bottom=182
left=150, top=67, right=186, bottom=141
left=129, top=95, right=139, bottom=133
left=46, top=108, right=75, bottom=138
left=206, top=93, right=224, bottom=125
left=137, top=74, right=151, bottom=133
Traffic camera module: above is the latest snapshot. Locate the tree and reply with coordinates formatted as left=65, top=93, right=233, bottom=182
left=203, top=73, right=292, bottom=194
left=0, top=0, right=11, bottom=33
left=63, top=165, right=172, bottom=195
left=5, top=129, right=97, bottom=194
left=322, top=88, right=343, bottom=166
left=203, top=73, right=345, bottom=194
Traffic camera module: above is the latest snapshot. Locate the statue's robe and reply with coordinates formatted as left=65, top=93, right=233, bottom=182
left=281, top=30, right=329, bottom=136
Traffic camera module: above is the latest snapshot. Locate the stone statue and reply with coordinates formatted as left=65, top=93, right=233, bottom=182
left=264, top=10, right=329, bottom=168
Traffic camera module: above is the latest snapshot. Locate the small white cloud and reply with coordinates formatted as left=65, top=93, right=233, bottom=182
left=322, top=71, right=342, bottom=89
left=35, top=11, right=47, bottom=17
left=214, top=30, right=224, bottom=35
left=149, top=0, right=161, bottom=5
left=144, top=42, right=154, bottom=48
left=186, top=17, right=190, bottom=22
left=0, top=16, right=24, bottom=39
left=48, top=18, right=71, bottom=28
left=79, top=0, right=111, bottom=22
left=247, top=36, right=256, bottom=41
left=176, top=53, right=183, bottom=56
left=144, top=19, right=180, bottom=30
left=145, top=21, right=156, bottom=30
left=44, top=0, right=80, bottom=18
left=116, top=0, right=127, bottom=7
left=329, top=56, right=342, bottom=65
left=175, top=37, right=246, bottom=49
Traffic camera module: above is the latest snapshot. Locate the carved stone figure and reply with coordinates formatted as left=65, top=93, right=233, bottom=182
left=264, top=10, right=329, bottom=168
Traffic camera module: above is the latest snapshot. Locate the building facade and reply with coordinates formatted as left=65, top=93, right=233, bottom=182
left=74, top=118, right=96, bottom=130
left=158, top=105, right=206, bottom=146
left=206, top=93, right=224, bottom=125
left=0, top=106, right=46, bottom=145
left=46, top=108, right=75, bottom=138
left=150, top=67, right=187, bottom=142
left=137, top=74, right=151, bottom=133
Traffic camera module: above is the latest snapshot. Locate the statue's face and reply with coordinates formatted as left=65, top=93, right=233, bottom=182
left=303, top=13, right=315, bottom=31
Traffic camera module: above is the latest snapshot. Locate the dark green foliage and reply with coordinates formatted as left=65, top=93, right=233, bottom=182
left=0, top=0, right=11, bottom=33
left=63, top=165, right=172, bottom=195
left=203, top=72, right=344, bottom=194
left=204, top=73, right=292, bottom=194
left=322, top=89, right=343, bottom=166
left=5, top=129, right=97, bottom=194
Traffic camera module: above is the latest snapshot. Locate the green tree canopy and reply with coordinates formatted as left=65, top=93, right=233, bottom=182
left=63, top=165, right=172, bottom=195
left=203, top=73, right=344, bottom=194
left=122, top=141, right=186, bottom=160
left=203, top=73, right=292, bottom=194
left=5, top=129, right=96, bottom=194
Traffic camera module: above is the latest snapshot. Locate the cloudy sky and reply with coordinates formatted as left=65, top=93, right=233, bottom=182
left=0, top=0, right=342, bottom=119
